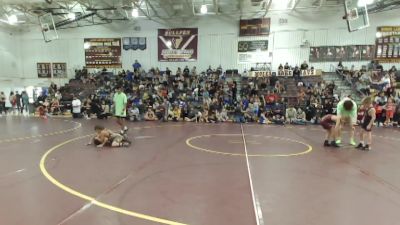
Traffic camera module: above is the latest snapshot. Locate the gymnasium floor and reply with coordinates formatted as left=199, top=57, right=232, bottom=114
left=1, top=117, right=400, bottom=225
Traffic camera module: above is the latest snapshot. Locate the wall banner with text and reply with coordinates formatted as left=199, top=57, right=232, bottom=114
left=375, top=26, right=400, bottom=63
left=84, top=38, right=122, bottom=68
left=158, top=28, right=198, bottom=62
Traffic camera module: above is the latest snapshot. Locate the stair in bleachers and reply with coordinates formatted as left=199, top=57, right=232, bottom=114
left=322, top=72, right=362, bottom=104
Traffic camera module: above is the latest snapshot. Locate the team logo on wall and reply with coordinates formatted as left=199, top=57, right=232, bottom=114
left=158, top=28, right=198, bottom=62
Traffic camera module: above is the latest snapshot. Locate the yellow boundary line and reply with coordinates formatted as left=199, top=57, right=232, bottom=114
left=39, top=130, right=187, bottom=225
left=186, top=134, right=313, bottom=157
left=0, top=119, right=81, bottom=144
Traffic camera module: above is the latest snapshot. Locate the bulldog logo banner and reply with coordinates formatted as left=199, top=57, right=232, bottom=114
left=158, top=28, right=198, bottom=62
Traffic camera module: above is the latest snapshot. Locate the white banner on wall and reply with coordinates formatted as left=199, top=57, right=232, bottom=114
left=238, top=51, right=271, bottom=64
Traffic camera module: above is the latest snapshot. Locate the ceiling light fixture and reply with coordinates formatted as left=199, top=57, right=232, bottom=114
left=357, top=0, right=374, bottom=7
left=7, top=15, right=18, bottom=24
left=84, top=42, right=91, bottom=49
left=131, top=8, right=139, bottom=18
left=67, top=12, right=76, bottom=20
left=200, top=4, right=208, bottom=14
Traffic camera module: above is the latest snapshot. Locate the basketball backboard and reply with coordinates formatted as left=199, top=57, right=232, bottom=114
left=38, top=13, right=58, bottom=43
left=344, top=0, right=370, bottom=32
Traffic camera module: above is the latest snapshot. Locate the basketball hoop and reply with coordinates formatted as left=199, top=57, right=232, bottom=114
left=38, top=13, right=58, bottom=43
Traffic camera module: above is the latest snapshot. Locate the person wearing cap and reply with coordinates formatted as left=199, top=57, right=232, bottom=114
left=335, top=96, right=357, bottom=146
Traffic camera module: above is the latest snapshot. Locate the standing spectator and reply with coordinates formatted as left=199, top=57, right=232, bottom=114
left=389, top=65, right=397, bottom=74
left=133, top=60, right=142, bottom=72
left=21, top=91, right=29, bottom=114
left=9, top=91, right=16, bottom=114
left=113, top=86, right=128, bottom=133
left=71, top=95, right=82, bottom=119
left=300, top=61, right=309, bottom=70
left=15, top=91, right=22, bottom=113
left=0, top=91, right=5, bottom=115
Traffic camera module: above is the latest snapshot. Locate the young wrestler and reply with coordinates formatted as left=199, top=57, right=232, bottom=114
left=320, top=114, right=340, bottom=147
left=89, top=125, right=131, bottom=148
left=356, top=96, right=376, bottom=151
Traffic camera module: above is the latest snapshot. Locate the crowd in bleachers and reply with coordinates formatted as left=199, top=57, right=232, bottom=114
left=41, top=61, right=342, bottom=126
left=336, top=60, right=400, bottom=126
left=2, top=60, right=399, bottom=127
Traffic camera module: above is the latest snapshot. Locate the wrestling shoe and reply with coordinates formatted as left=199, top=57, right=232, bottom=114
left=362, top=144, right=370, bottom=151
left=335, top=139, right=342, bottom=144
left=324, top=140, right=330, bottom=147
left=355, top=143, right=363, bottom=149
left=330, top=141, right=340, bottom=148
left=350, top=139, right=356, bottom=146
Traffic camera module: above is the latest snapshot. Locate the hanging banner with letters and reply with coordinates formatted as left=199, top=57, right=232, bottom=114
left=375, top=26, right=400, bottom=63
left=84, top=38, right=122, bottom=68
left=158, top=28, right=198, bottom=62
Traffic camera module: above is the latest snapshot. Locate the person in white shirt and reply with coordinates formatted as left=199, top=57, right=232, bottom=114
left=71, top=95, right=82, bottom=118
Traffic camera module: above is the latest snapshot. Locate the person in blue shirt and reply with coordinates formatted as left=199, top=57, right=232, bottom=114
left=126, top=70, right=134, bottom=82
left=133, top=60, right=141, bottom=72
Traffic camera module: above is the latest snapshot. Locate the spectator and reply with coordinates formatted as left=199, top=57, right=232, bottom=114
left=71, top=95, right=82, bottom=118
left=133, top=60, right=141, bottom=72
left=0, top=91, right=6, bottom=115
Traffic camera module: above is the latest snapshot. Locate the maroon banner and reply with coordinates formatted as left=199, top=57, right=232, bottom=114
left=240, top=18, right=270, bottom=36
left=84, top=38, right=122, bottom=68
left=158, top=28, right=198, bottom=62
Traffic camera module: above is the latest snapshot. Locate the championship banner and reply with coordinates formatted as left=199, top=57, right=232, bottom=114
left=375, top=26, right=400, bottom=63
left=84, top=38, right=122, bottom=68
left=37, top=63, right=51, bottom=78
left=310, top=45, right=374, bottom=62
left=52, top=63, right=67, bottom=78
left=239, top=18, right=270, bottom=36
left=158, top=28, right=198, bottom=62
left=123, top=37, right=146, bottom=51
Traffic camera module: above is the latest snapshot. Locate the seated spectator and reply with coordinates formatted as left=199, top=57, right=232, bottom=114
left=272, top=113, right=285, bottom=125
left=278, top=64, right=284, bottom=76
left=144, top=106, right=157, bottom=121
left=50, top=98, right=60, bottom=115
left=234, top=104, right=245, bottom=123
left=285, top=106, right=297, bottom=124
left=284, top=62, right=290, bottom=70
left=128, top=106, right=140, bottom=121
left=37, top=101, right=48, bottom=119
left=294, top=108, right=307, bottom=125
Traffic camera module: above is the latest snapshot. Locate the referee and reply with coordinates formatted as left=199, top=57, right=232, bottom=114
left=113, top=86, right=128, bottom=134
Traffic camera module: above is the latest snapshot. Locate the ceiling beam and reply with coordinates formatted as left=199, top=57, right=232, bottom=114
left=213, top=0, right=219, bottom=14
left=292, top=0, right=302, bottom=10
left=263, top=0, right=272, bottom=17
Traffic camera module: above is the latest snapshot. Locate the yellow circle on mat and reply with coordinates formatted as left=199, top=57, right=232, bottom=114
left=186, top=134, right=313, bottom=157
left=40, top=127, right=187, bottom=225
